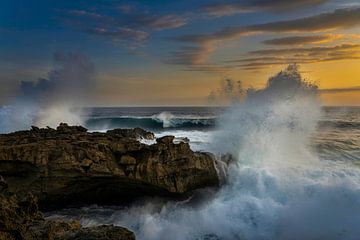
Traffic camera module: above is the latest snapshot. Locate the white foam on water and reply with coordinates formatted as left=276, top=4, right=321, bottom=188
left=50, top=65, right=360, bottom=240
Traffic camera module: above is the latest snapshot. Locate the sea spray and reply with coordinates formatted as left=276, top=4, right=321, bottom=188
left=0, top=52, right=95, bottom=133
left=49, top=65, right=360, bottom=240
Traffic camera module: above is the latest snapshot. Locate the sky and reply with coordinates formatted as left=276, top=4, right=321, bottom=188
left=0, top=0, right=359, bottom=106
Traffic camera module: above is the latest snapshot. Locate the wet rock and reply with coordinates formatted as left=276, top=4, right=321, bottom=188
left=57, top=225, right=135, bottom=240
left=57, top=123, right=88, bottom=134
left=107, top=127, right=155, bottom=140
left=0, top=188, right=134, bottom=240
left=0, top=124, right=219, bottom=209
left=156, top=135, right=175, bottom=144
left=119, top=155, right=137, bottom=165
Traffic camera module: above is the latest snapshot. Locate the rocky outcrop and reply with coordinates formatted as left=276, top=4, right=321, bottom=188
left=0, top=184, right=135, bottom=240
left=0, top=123, right=219, bottom=209
left=57, top=225, right=135, bottom=240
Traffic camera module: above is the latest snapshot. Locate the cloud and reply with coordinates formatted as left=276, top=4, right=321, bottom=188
left=170, top=7, right=360, bottom=66
left=66, top=9, right=103, bottom=19
left=86, top=27, right=149, bottom=48
left=227, top=44, right=360, bottom=69
left=62, top=8, right=187, bottom=48
left=204, top=0, right=330, bottom=17
left=141, top=14, right=187, bottom=30
left=166, top=44, right=216, bottom=65
left=262, top=34, right=343, bottom=45
left=248, top=43, right=360, bottom=55
left=19, top=52, right=95, bottom=103
left=319, top=86, right=360, bottom=94
left=203, top=3, right=250, bottom=17
left=0, top=52, right=96, bottom=132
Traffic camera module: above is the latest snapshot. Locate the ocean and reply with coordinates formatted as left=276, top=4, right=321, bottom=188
left=46, top=105, right=360, bottom=240
left=83, top=106, right=360, bottom=161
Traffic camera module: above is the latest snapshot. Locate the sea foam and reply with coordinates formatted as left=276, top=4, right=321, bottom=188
left=49, top=65, right=360, bottom=240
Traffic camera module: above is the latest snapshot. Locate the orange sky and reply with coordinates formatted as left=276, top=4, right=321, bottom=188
left=1, top=1, right=360, bottom=106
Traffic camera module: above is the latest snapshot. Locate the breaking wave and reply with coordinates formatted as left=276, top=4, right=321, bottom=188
left=47, top=65, right=360, bottom=240
left=85, top=112, right=216, bottom=131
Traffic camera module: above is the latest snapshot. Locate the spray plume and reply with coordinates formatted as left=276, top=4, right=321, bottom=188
left=54, top=64, right=360, bottom=240
left=0, top=52, right=95, bottom=133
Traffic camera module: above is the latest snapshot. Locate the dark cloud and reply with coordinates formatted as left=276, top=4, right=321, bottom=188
left=19, top=52, right=95, bottom=103
left=319, top=86, right=360, bottom=93
left=248, top=44, right=360, bottom=55
left=0, top=52, right=96, bottom=132
left=262, top=34, right=342, bottom=45
left=140, top=14, right=187, bottom=30
left=204, top=0, right=330, bottom=17
left=86, top=27, right=149, bottom=48
left=62, top=8, right=187, bottom=48
left=228, top=44, right=360, bottom=69
left=169, top=7, right=360, bottom=66
left=247, top=8, right=360, bottom=32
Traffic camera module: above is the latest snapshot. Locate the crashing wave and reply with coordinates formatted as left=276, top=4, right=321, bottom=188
left=85, top=113, right=216, bottom=131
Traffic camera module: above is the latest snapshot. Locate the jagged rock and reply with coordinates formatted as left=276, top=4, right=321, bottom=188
left=156, top=135, right=175, bottom=144
left=0, top=175, right=7, bottom=191
left=0, top=186, right=135, bottom=240
left=57, top=225, right=135, bottom=240
left=119, top=155, right=137, bottom=165
left=57, top=123, right=88, bottom=134
left=107, top=127, right=155, bottom=140
left=174, top=137, right=190, bottom=143
left=0, top=124, right=219, bottom=209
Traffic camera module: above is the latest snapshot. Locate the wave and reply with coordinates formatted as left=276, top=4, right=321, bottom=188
left=48, top=65, right=360, bottom=240
left=86, top=117, right=360, bottom=133
left=49, top=65, right=360, bottom=240
left=85, top=112, right=216, bottom=131
left=319, top=120, right=360, bottom=130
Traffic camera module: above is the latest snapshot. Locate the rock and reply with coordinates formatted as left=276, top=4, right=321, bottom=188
left=174, top=137, right=190, bottom=143
left=57, top=123, right=88, bottom=134
left=156, top=135, right=175, bottom=144
left=0, top=175, right=7, bottom=191
left=0, top=190, right=135, bottom=240
left=31, top=126, right=40, bottom=132
left=107, top=127, right=155, bottom=140
left=57, top=225, right=135, bottom=240
left=0, top=124, right=219, bottom=209
left=119, top=155, right=137, bottom=165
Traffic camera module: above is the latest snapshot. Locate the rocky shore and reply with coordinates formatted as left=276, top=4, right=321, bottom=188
left=0, top=182, right=135, bottom=240
left=0, top=123, right=220, bottom=239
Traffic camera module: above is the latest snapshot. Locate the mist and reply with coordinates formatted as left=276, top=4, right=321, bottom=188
left=52, top=64, right=360, bottom=240
left=0, top=52, right=95, bottom=133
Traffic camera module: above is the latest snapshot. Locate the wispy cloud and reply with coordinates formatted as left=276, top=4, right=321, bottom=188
left=143, top=14, right=186, bottom=30
left=86, top=27, right=149, bottom=48
left=319, top=86, right=360, bottom=93
left=203, top=0, right=330, bottom=17
left=247, top=43, right=360, bottom=55
left=262, top=34, right=343, bottom=45
left=61, top=7, right=187, bottom=48
left=170, top=7, right=360, bottom=66
left=227, top=43, right=360, bottom=70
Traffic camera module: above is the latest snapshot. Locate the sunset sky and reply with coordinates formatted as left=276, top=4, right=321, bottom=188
left=1, top=0, right=359, bottom=106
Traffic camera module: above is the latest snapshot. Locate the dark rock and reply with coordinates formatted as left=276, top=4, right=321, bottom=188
left=156, top=135, right=175, bottom=144
left=107, top=127, right=155, bottom=140
left=0, top=175, right=7, bottom=192
left=31, top=126, right=40, bottom=132
left=0, top=124, right=219, bottom=209
left=174, top=137, right=190, bottom=143
left=57, top=123, right=88, bottom=134
left=57, top=225, right=135, bottom=240
left=0, top=190, right=134, bottom=240
left=119, top=155, right=137, bottom=165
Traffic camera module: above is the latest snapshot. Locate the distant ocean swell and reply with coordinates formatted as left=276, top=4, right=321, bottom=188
left=85, top=114, right=216, bottom=131
left=85, top=116, right=360, bottom=131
